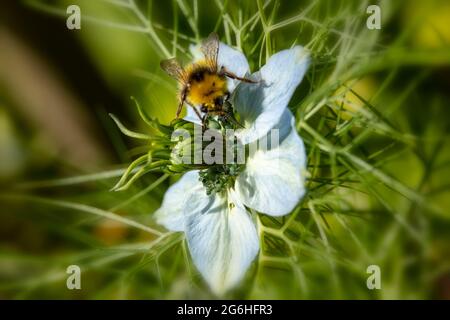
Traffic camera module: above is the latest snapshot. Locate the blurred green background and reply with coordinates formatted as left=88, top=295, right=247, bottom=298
left=0, top=0, right=449, bottom=299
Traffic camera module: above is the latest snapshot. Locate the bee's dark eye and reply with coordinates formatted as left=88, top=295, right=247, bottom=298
left=200, top=105, right=208, bottom=113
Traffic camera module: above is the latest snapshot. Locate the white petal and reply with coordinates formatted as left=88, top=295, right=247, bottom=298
left=184, top=189, right=259, bottom=295
left=154, top=171, right=202, bottom=231
left=235, top=110, right=307, bottom=216
left=217, top=43, right=250, bottom=92
left=189, top=43, right=204, bottom=61
left=234, top=46, right=309, bottom=145
left=189, top=42, right=250, bottom=92
left=183, top=107, right=202, bottom=125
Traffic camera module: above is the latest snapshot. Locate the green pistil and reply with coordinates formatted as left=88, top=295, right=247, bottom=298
left=199, top=164, right=242, bottom=195
left=195, top=108, right=246, bottom=196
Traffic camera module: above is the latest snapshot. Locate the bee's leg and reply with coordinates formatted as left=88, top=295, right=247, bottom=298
left=216, top=109, right=244, bottom=129
left=184, top=103, right=203, bottom=128
left=191, top=105, right=203, bottom=122
left=220, top=66, right=258, bottom=83
left=201, top=111, right=209, bottom=130
left=183, top=99, right=203, bottom=123
left=176, top=88, right=188, bottom=118
left=199, top=105, right=209, bottom=129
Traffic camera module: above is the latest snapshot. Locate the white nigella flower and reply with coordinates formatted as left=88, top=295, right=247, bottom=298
left=155, top=42, right=310, bottom=295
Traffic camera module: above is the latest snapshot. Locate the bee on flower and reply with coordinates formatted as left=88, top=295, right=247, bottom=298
left=112, top=33, right=309, bottom=295
left=160, top=33, right=257, bottom=126
left=155, top=35, right=310, bottom=294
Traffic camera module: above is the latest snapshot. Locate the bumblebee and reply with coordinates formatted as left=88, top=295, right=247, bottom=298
left=160, top=33, right=256, bottom=124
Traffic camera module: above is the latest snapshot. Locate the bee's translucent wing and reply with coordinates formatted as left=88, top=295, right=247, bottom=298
left=201, top=32, right=219, bottom=70
left=160, top=58, right=186, bottom=82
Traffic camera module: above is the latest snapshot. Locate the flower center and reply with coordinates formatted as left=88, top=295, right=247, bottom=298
left=196, top=110, right=247, bottom=195
left=112, top=98, right=247, bottom=193
left=198, top=163, right=242, bottom=195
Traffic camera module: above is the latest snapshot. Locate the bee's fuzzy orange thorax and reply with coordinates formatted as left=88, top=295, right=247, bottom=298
left=185, top=61, right=228, bottom=108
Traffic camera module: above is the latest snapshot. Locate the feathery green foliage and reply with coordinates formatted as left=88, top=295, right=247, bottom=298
left=1, top=0, right=450, bottom=299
